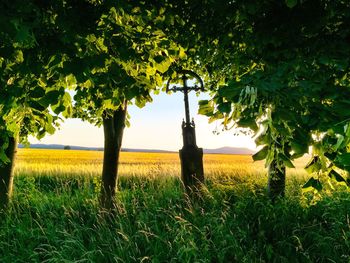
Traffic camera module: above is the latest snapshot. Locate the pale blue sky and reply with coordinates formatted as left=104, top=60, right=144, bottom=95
left=29, top=91, right=257, bottom=151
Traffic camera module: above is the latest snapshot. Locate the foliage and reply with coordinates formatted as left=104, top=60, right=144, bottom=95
left=0, top=0, right=74, bottom=164
left=165, top=0, right=350, bottom=189
left=52, top=1, right=186, bottom=125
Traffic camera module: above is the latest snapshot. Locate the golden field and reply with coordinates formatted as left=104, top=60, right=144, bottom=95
left=14, top=148, right=309, bottom=187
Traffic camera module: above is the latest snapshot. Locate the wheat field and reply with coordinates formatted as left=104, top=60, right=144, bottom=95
left=14, top=148, right=309, bottom=177
left=14, top=148, right=310, bottom=194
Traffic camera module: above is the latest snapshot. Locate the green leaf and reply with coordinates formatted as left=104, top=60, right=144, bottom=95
left=198, top=100, right=213, bottom=116
left=62, top=93, right=73, bottom=118
left=178, top=47, right=186, bottom=59
left=217, top=102, right=231, bottom=113
left=125, top=87, right=140, bottom=100
left=29, top=87, right=45, bottom=98
left=285, top=0, right=297, bottom=8
left=279, top=153, right=295, bottom=168
left=39, top=90, right=62, bottom=107
left=305, top=156, right=322, bottom=174
left=52, top=104, right=65, bottom=115
left=37, top=129, right=46, bottom=140
left=252, top=146, right=268, bottom=161
left=153, top=55, right=165, bottom=64
left=324, top=152, right=337, bottom=162
left=80, top=79, right=94, bottom=89
left=44, top=118, right=56, bottom=135
left=155, top=59, right=171, bottom=74
left=328, top=170, right=347, bottom=185
left=198, top=100, right=209, bottom=106
left=291, top=141, right=308, bottom=155
left=334, top=153, right=350, bottom=169
left=12, top=21, right=35, bottom=47
left=13, top=50, right=24, bottom=63
left=0, top=150, right=10, bottom=165
left=255, top=133, right=269, bottom=146
left=237, top=117, right=258, bottom=132
left=291, top=153, right=305, bottom=159
left=6, top=120, right=19, bottom=133
left=28, top=101, right=46, bottom=111
left=65, top=74, right=77, bottom=89
left=217, top=84, right=241, bottom=100
left=146, top=66, right=156, bottom=75
left=302, top=177, right=322, bottom=192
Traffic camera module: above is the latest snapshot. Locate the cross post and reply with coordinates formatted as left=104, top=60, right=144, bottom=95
left=166, top=70, right=205, bottom=196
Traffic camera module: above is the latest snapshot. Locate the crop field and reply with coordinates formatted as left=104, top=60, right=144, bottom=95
left=13, top=149, right=311, bottom=199
left=1, top=149, right=349, bottom=262
left=14, top=148, right=308, bottom=183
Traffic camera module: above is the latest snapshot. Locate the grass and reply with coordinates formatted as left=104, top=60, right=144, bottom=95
left=0, top=149, right=349, bottom=262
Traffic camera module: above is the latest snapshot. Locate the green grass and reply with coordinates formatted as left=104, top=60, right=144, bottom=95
left=1, top=173, right=349, bottom=263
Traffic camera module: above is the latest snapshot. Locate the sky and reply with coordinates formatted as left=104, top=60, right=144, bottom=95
left=29, top=91, right=257, bottom=151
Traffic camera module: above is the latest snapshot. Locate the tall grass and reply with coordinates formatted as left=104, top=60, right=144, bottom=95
left=0, top=149, right=349, bottom=262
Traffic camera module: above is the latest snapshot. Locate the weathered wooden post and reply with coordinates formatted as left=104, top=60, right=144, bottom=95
left=166, top=70, right=204, bottom=195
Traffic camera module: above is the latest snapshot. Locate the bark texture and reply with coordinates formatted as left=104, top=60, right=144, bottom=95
left=100, top=103, right=127, bottom=210
left=267, top=160, right=286, bottom=200
left=0, top=136, right=18, bottom=210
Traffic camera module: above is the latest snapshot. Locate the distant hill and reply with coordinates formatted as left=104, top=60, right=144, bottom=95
left=18, top=144, right=174, bottom=153
left=19, top=144, right=104, bottom=151
left=203, top=146, right=255, bottom=155
left=18, top=144, right=255, bottom=155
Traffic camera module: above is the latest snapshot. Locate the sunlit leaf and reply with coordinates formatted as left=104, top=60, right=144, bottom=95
left=252, top=146, right=268, bottom=161
left=328, top=170, right=348, bottom=186
left=302, top=177, right=322, bottom=192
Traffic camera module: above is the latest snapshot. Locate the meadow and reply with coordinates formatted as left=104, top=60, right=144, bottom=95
left=0, top=149, right=349, bottom=262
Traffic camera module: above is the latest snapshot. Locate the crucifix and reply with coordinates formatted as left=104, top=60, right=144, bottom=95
left=166, top=70, right=205, bottom=194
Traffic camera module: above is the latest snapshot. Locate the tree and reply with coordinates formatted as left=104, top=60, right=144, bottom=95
left=163, top=0, right=350, bottom=198
left=56, top=2, right=185, bottom=209
left=0, top=0, right=73, bottom=209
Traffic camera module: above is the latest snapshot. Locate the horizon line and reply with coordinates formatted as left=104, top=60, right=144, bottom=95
left=18, top=143, right=257, bottom=153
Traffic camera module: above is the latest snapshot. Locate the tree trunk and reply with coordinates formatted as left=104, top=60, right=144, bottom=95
left=100, top=103, right=127, bottom=210
left=267, top=159, right=286, bottom=200
left=0, top=136, right=18, bottom=210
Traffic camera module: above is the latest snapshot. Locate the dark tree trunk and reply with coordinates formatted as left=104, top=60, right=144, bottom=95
left=267, top=159, right=286, bottom=200
left=100, top=102, right=127, bottom=210
left=0, top=136, right=18, bottom=210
